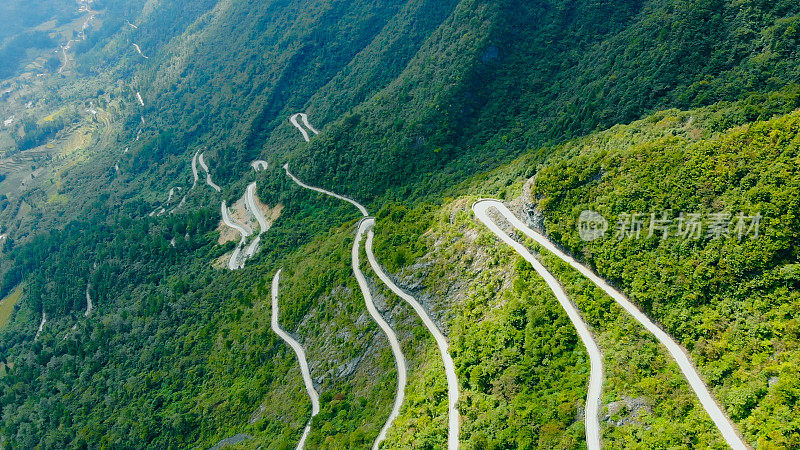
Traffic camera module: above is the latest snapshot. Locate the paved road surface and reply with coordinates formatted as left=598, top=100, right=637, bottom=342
left=299, top=114, right=319, bottom=135
left=473, top=200, right=603, bottom=450
left=221, top=202, right=250, bottom=270
left=34, top=313, right=46, bottom=341
left=289, top=113, right=319, bottom=142
left=191, top=152, right=199, bottom=189
left=271, top=270, right=320, bottom=450
left=475, top=199, right=749, bottom=450
left=353, top=218, right=407, bottom=450
left=283, top=164, right=368, bottom=216
left=246, top=182, right=269, bottom=233
left=365, top=230, right=460, bottom=450
left=198, top=153, right=222, bottom=192
left=132, top=43, right=149, bottom=59
left=84, top=284, right=93, bottom=317
left=251, top=160, right=268, bottom=171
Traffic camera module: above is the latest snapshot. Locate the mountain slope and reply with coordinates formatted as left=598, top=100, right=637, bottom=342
left=0, top=0, right=799, bottom=448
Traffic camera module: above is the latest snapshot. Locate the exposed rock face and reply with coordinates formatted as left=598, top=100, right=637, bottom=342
left=602, top=397, right=653, bottom=427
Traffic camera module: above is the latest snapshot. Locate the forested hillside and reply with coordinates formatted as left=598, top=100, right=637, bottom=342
left=0, top=0, right=798, bottom=448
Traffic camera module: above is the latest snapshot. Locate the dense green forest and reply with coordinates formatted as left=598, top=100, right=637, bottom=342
left=528, top=107, right=800, bottom=448
left=0, top=0, right=799, bottom=448
left=0, top=1, right=76, bottom=42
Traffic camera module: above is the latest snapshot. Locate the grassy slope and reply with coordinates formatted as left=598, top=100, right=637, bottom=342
left=0, top=284, right=22, bottom=330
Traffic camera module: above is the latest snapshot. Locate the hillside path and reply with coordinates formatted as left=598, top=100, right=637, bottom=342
left=198, top=153, right=221, bottom=192
left=473, top=200, right=603, bottom=450
left=474, top=199, right=748, bottom=450
left=354, top=219, right=407, bottom=450
left=289, top=113, right=319, bottom=142
left=271, top=270, right=319, bottom=450
left=365, top=230, right=459, bottom=450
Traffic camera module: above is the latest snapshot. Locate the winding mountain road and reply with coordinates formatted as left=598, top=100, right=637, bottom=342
left=365, top=231, right=460, bottom=450
left=229, top=246, right=244, bottom=271
left=475, top=199, right=748, bottom=450
left=473, top=200, right=603, bottom=450
left=136, top=92, right=144, bottom=106
left=58, top=41, right=73, bottom=74
left=271, top=270, right=320, bottom=450
left=132, top=43, right=149, bottom=59
left=283, top=164, right=413, bottom=448
left=84, top=284, right=93, bottom=317
left=251, top=160, right=268, bottom=172
left=289, top=113, right=319, bottom=142
left=246, top=183, right=269, bottom=233
left=221, top=201, right=251, bottom=270
left=283, top=121, right=460, bottom=446
left=283, top=164, right=368, bottom=216
left=221, top=201, right=251, bottom=237
left=34, top=312, right=46, bottom=341
left=198, top=153, right=222, bottom=192
left=191, top=152, right=199, bottom=189
left=299, top=114, right=319, bottom=135
left=244, top=236, right=260, bottom=259
left=242, top=182, right=269, bottom=260
left=55, top=3, right=94, bottom=74
left=354, top=219, right=407, bottom=450
left=58, top=13, right=91, bottom=75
